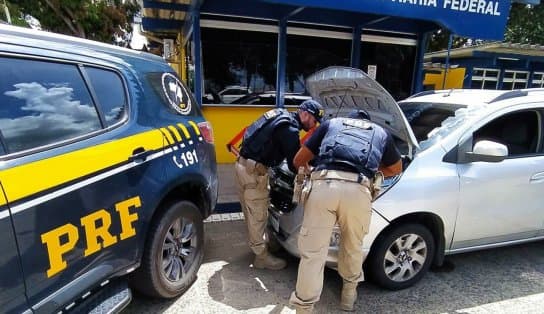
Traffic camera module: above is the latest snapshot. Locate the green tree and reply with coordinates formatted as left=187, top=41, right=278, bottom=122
left=428, top=3, right=544, bottom=52
left=427, top=29, right=471, bottom=52
left=2, top=0, right=139, bottom=43
left=505, top=3, right=544, bottom=44
left=0, top=1, right=27, bottom=26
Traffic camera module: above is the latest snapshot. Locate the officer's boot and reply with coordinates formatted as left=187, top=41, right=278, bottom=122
left=340, top=280, right=358, bottom=312
left=295, top=306, right=313, bottom=314
left=253, top=251, right=287, bottom=270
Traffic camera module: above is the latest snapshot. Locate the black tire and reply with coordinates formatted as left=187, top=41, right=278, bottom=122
left=367, top=223, right=434, bottom=290
left=131, top=200, right=204, bottom=298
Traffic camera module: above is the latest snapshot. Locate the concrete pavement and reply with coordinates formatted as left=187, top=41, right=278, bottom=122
left=126, top=217, right=544, bottom=314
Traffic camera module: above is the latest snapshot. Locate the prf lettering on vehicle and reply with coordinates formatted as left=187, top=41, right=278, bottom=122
left=40, top=196, right=141, bottom=277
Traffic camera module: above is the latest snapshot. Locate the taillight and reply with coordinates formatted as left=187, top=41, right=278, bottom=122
left=198, top=121, right=214, bottom=144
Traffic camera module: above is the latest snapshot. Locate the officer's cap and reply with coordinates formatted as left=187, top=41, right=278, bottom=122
left=299, top=100, right=324, bottom=123
left=348, top=109, right=371, bottom=121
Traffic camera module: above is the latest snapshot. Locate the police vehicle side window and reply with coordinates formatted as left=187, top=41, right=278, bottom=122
left=84, top=67, right=127, bottom=127
left=0, top=136, right=6, bottom=156
left=0, top=57, right=101, bottom=154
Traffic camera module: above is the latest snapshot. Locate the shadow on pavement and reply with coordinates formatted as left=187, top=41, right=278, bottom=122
left=206, top=249, right=298, bottom=312
left=127, top=219, right=544, bottom=313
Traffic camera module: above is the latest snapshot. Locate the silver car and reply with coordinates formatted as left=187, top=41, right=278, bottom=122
left=267, top=66, right=544, bottom=290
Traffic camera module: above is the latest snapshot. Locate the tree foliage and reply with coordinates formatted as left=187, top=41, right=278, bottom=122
left=0, top=2, right=28, bottom=27
left=1, top=0, right=139, bottom=43
left=427, top=29, right=470, bottom=52
left=427, top=3, right=544, bottom=52
left=505, top=3, right=544, bottom=44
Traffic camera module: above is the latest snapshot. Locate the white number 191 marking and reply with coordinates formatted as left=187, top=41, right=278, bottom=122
left=173, top=149, right=199, bottom=169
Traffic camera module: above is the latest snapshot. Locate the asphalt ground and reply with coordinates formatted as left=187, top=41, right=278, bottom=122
left=126, top=218, right=544, bottom=314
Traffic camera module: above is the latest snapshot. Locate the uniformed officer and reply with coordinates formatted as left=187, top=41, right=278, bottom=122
left=289, top=110, right=402, bottom=312
left=235, top=100, right=324, bottom=270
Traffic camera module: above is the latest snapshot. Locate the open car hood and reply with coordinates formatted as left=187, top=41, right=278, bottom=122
left=306, top=67, right=419, bottom=154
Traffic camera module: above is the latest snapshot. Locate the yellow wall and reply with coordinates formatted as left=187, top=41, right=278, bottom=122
left=202, top=106, right=273, bottom=163
left=423, top=68, right=466, bottom=89
left=202, top=106, right=312, bottom=163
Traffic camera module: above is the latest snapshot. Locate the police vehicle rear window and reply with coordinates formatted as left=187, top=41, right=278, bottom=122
left=147, top=72, right=202, bottom=117
left=84, top=67, right=127, bottom=127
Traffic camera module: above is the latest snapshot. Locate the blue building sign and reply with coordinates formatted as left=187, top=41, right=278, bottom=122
left=262, top=0, right=512, bottom=40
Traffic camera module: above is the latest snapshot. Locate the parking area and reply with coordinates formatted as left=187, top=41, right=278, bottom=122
left=128, top=217, right=544, bottom=314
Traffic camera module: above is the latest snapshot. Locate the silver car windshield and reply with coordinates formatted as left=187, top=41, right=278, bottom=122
left=400, top=102, right=486, bottom=152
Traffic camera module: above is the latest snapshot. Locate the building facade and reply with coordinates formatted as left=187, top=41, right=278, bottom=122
left=140, top=0, right=517, bottom=162
left=425, top=42, right=544, bottom=90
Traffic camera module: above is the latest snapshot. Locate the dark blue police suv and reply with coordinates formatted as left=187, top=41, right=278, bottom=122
left=0, top=24, right=218, bottom=313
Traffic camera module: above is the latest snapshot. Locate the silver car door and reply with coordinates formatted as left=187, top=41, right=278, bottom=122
left=453, top=109, right=544, bottom=249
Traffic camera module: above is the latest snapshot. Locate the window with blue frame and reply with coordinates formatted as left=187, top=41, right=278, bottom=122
left=199, top=23, right=416, bottom=104
left=201, top=27, right=278, bottom=105
left=285, top=33, right=351, bottom=96
left=471, top=68, right=500, bottom=89
left=531, top=72, right=544, bottom=88
left=502, top=70, right=529, bottom=90
left=359, top=41, right=416, bottom=100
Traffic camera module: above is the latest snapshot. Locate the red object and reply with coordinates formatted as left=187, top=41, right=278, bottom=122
left=198, top=121, right=214, bottom=144
left=226, top=127, right=247, bottom=157
left=300, top=127, right=316, bottom=144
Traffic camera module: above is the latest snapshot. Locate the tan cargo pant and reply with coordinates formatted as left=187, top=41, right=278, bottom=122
left=290, top=170, right=372, bottom=309
left=234, top=158, right=269, bottom=256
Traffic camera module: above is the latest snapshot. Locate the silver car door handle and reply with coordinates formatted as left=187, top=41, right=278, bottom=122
left=530, top=172, right=544, bottom=183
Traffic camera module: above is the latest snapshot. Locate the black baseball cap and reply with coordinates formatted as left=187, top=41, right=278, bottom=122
left=299, top=99, right=324, bottom=123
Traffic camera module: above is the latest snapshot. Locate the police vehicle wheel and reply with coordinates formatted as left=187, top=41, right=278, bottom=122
left=132, top=200, right=204, bottom=298
left=366, top=223, right=434, bottom=290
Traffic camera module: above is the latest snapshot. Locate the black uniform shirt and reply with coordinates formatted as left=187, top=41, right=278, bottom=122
left=258, top=113, right=302, bottom=172
left=304, top=119, right=401, bottom=172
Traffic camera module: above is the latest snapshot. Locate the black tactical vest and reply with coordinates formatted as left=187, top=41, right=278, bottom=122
left=240, top=108, right=296, bottom=162
left=317, top=118, right=388, bottom=177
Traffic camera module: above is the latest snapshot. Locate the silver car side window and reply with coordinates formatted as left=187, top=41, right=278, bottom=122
left=473, top=110, right=540, bottom=157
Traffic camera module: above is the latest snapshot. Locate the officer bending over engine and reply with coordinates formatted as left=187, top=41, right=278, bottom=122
left=235, top=100, right=324, bottom=270
left=289, top=110, right=402, bottom=312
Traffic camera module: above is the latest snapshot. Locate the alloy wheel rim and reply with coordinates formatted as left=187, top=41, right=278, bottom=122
left=383, top=233, right=427, bottom=282
left=160, top=217, right=197, bottom=282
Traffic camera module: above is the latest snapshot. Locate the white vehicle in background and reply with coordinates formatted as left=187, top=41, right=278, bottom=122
left=230, top=92, right=311, bottom=106
left=203, top=85, right=252, bottom=104
left=267, top=66, right=544, bottom=290
left=219, top=85, right=252, bottom=103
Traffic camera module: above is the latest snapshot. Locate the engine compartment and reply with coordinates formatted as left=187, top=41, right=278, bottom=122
left=268, top=156, right=410, bottom=214
left=269, top=163, right=297, bottom=213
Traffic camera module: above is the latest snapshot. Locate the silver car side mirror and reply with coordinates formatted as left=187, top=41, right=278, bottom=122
left=465, top=140, right=508, bottom=163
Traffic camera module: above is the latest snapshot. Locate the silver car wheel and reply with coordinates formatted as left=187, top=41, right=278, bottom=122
left=383, top=233, right=428, bottom=282
left=161, top=217, right=197, bottom=283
